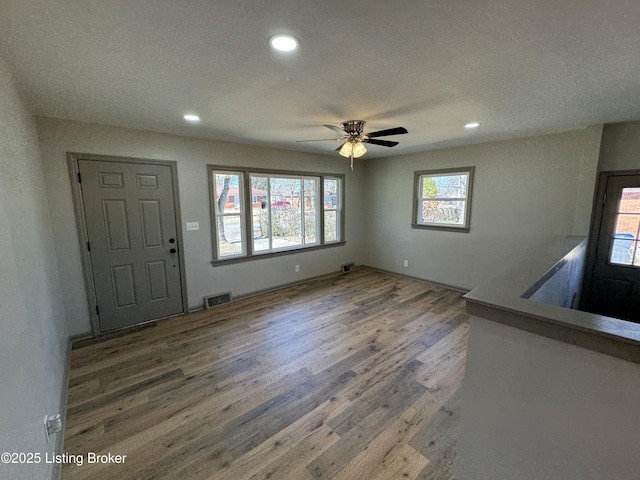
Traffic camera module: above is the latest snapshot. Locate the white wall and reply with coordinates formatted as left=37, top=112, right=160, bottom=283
left=0, top=56, right=68, bottom=479
left=598, top=121, right=640, bottom=171
left=456, top=317, right=640, bottom=480
left=36, top=117, right=365, bottom=336
left=362, top=126, right=603, bottom=290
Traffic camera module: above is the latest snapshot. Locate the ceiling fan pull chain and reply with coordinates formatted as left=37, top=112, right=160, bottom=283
left=350, top=153, right=354, bottom=171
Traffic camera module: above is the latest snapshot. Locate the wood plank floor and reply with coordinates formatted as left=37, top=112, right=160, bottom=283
left=63, top=267, right=469, bottom=480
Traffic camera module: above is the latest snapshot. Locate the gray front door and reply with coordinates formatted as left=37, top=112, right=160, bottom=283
left=584, top=173, right=640, bottom=322
left=79, top=159, right=184, bottom=332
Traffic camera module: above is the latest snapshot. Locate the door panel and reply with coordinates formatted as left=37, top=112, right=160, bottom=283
left=140, top=200, right=164, bottom=248
left=585, top=174, right=640, bottom=322
left=111, top=264, right=137, bottom=308
left=79, top=159, right=184, bottom=332
left=103, top=199, right=132, bottom=251
left=99, top=172, right=125, bottom=188
left=136, top=173, right=159, bottom=189
left=146, top=260, right=169, bottom=301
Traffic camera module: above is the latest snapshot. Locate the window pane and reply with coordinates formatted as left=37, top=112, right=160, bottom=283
left=324, top=178, right=338, bottom=208
left=422, top=174, right=468, bottom=199
left=420, top=200, right=466, bottom=225
left=305, top=213, right=317, bottom=244
left=271, top=208, right=302, bottom=248
left=217, top=216, right=244, bottom=257
left=421, top=176, right=438, bottom=198
left=214, top=173, right=242, bottom=214
left=614, top=214, right=640, bottom=238
left=304, top=178, right=318, bottom=197
left=304, top=179, right=319, bottom=244
left=271, top=177, right=302, bottom=248
left=612, top=213, right=639, bottom=265
left=619, top=188, right=640, bottom=214
left=252, top=206, right=270, bottom=251
left=610, top=238, right=634, bottom=265
left=634, top=242, right=640, bottom=266
left=251, top=176, right=269, bottom=251
left=324, top=210, right=338, bottom=242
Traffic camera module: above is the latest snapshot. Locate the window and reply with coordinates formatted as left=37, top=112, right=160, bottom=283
left=609, top=187, right=640, bottom=266
left=209, top=166, right=344, bottom=263
left=323, top=177, right=341, bottom=242
left=412, top=167, right=474, bottom=231
left=211, top=171, right=246, bottom=258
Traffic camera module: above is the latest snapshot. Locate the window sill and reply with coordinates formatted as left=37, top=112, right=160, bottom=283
left=211, top=241, right=347, bottom=266
left=411, top=223, right=470, bottom=233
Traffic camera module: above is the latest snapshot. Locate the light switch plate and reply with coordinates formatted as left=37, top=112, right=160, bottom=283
left=186, top=222, right=200, bottom=231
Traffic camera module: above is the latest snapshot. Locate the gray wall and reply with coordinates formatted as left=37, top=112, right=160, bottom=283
left=529, top=239, right=587, bottom=309
left=362, top=126, right=603, bottom=290
left=0, top=56, right=68, bottom=479
left=36, top=117, right=366, bottom=336
left=456, top=317, right=640, bottom=480
left=598, top=121, right=640, bottom=171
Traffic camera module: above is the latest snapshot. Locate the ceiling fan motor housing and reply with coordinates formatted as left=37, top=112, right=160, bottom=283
left=341, top=120, right=366, bottom=138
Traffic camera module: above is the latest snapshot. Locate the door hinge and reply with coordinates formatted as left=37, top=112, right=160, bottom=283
left=96, top=305, right=99, bottom=316
left=77, top=172, right=82, bottom=183
left=87, top=241, right=91, bottom=252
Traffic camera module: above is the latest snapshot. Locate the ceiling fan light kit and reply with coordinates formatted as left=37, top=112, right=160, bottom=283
left=339, top=142, right=353, bottom=158
left=297, top=120, right=408, bottom=170
left=338, top=141, right=367, bottom=158
left=351, top=141, right=367, bottom=158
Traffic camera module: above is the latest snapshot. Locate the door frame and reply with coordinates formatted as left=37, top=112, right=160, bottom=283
left=68, top=152, right=189, bottom=336
left=581, top=168, right=640, bottom=312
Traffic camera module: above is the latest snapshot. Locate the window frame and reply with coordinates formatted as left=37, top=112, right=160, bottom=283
left=210, top=169, right=247, bottom=259
left=208, top=165, right=345, bottom=265
left=412, top=166, right=474, bottom=232
left=323, top=176, right=342, bottom=244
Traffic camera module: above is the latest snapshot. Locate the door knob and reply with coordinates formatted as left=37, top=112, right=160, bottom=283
left=170, top=248, right=177, bottom=254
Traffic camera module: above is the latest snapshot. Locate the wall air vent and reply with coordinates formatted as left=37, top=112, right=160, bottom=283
left=204, top=292, right=232, bottom=309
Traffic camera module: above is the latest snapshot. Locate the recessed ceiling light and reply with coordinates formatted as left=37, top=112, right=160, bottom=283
left=464, top=122, right=481, bottom=129
left=269, top=34, right=299, bottom=52
left=183, top=114, right=200, bottom=122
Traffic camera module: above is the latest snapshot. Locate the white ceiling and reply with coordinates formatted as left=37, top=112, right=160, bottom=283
left=1, top=0, right=640, bottom=158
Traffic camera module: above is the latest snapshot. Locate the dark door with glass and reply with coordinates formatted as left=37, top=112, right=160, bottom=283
left=583, top=172, right=640, bottom=322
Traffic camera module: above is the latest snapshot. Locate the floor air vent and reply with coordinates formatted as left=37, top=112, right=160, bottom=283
left=341, top=262, right=355, bottom=274
left=204, top=292, right=232, bottom=309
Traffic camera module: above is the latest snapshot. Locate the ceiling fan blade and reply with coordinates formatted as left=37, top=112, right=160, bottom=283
left=296, top=138, right=343, bottom=143
left=324, top=124, right=347, bottom=135
left=366, top=138, right=399, bottom=147
left=366, top=127, right=408, bottom=138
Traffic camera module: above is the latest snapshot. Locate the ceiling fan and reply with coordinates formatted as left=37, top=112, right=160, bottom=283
left=298, top=120, right=408, bottom=169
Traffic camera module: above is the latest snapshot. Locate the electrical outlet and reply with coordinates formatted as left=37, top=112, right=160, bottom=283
left=44, top=414, right=62, bottom=444
left=403, top=259, right=409, bottom=268
left=295, top=264, right=300, bottom=273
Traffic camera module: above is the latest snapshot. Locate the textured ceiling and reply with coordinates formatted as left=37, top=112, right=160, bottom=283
left=1, top=0, right=640, bottom=158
